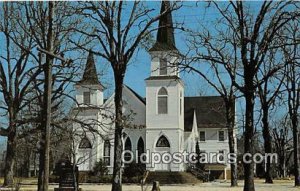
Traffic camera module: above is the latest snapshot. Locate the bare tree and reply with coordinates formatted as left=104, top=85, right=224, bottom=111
left=0, top=2, right=43, bottom=186
left=272, top=116, right=293, bottom=178
left=72, top=1, right=181, bottom=190
left=183, top=18, right=239, bottom=186
left=19, top=2, right=81, bottom=190
left=281, top=20, right=300, bottom=186
left=185, top=1, right=299, bottom=190
left=255, top=48, right=286, bottom=183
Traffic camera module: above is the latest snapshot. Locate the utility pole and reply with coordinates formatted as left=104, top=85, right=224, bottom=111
left=38, top=46, right=71, bottom=191
left=37, top=1, right=72, bottom=187
left=42, top=2, right=54, bottom=191
left=38, top=41, right=72, bottom=191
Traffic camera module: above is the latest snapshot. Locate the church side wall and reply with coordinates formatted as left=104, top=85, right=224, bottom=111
left=197, top=128, right=231, bottom=171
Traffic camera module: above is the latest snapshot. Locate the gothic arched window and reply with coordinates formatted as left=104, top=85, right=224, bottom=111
left=103, top=140, right=111, bottom=166
left=137, top=137, right=145, bottom=163
left=124, top=137, right=132, bottom=162
left=78, top=136, right=92, bottom=149
left=156, top=135, right=170, bottom=147
left=158, top=87, right=168, bottom=114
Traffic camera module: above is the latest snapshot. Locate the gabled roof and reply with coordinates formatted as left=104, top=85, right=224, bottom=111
left=124, top=85, right=146, bottom=105
left=76, top=51, right=103, bottom=89
left=149, top=1, right=178, bottom=52
left=184, top=96, right=227, bottom=131
left=102, top=85, right=146, bottom=106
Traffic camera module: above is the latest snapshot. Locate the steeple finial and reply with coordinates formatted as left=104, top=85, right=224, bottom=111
left=149, top=1, right=177, bottom=52
left=76, top=50, right=103, bottom=89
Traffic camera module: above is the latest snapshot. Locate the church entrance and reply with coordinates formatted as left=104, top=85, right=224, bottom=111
left=155, top=135, right=171, bottom=171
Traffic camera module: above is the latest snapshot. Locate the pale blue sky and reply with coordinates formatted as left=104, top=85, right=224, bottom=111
left=1, top=1, right=283, bottom=146
left=100, top=1, right=223, bottom=98
left=0, top=1, right=219, bottom=145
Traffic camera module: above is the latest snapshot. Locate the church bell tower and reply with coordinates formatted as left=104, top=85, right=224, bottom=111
left=75, top=51, right=104, bottom=108
left=145, top=1, right=185, bottom=172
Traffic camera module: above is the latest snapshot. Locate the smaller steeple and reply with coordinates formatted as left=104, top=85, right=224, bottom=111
left=76, top=50, right=103, bottom=89
left=149, top=1, right=177, bottom=52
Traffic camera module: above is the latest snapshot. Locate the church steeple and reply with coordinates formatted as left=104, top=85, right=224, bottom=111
left=149, top=1, right=177, bottom=52
left=145, top=1, right=184, bottom=172
left=76, top=51, right=103, bottom=89
left=75, top=51, right=104, bottom=107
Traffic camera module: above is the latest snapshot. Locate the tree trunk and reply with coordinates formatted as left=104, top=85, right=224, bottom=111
left=151, top=181, right=160, bottom=191
left=38, top=2, right=55, bottom=191
left=38, top=135, right=45, bottom=191
left=279, top=154, right=285, bottom=178
left=243, top=70, right=255, bottom=191
left=291, top=115, right=300, bottom=186
left=3, top=125, right=16, bottom=187
left=27, top=151, right=31, bottom=178
left=111, top=74, right=124, bottom=191
left=261, top=107, right=273, bottom=183
left=226, top=99, right=238, bottom=187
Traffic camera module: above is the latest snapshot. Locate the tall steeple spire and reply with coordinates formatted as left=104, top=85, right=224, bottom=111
left=149, top=1, right=177, bottom=52
left=76, top=50, right=103, bottom=89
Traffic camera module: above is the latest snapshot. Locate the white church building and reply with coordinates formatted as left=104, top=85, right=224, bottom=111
left=72, top=1, right=235, bottom=180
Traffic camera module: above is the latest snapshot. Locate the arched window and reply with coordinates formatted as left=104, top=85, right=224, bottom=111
left=159, top=58, right=167, bottom=75
left=124, top=137, right=132, bottom=162
left=125, top=137, right=132, bottom=150
left=137, top=137, right=145, bottom=163
left=156, top=135, right=170, bottom=147
left=122, top=132, right=128, bottom=140
left=158, top=87, right=168, bottom=114
left=78, top=137, right=92, bottom=149
left=103, top=140, right=111, bottom=166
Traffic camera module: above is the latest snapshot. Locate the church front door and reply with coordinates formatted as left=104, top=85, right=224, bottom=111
left=155, top=135, right=171, bottom=171
left=155, top=149, right=171, bottom=171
